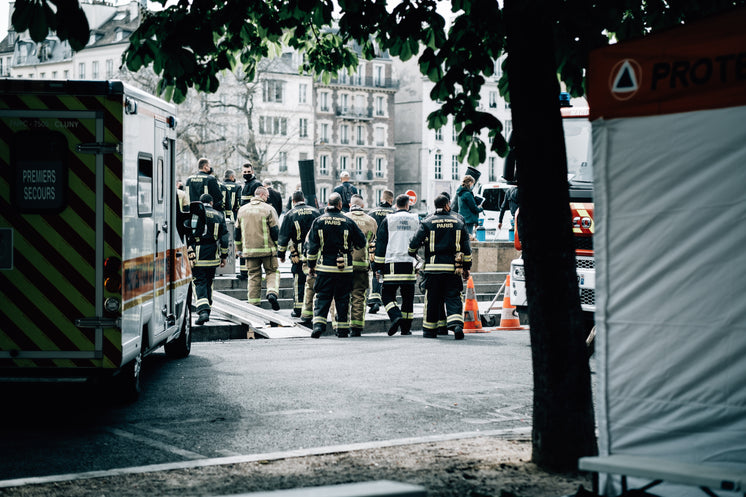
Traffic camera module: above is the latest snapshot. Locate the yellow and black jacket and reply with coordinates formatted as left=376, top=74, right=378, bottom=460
left=368, top=201, right=393, bottom=228
left=186, top=171, right=223, bottom=211
left=277, top=202, right=321, bottom=259
left=220, top=179, right=241, bottom=222
left=408, top=209, right=472, bottom=273
left=306, top=207, right=366, bottom=274
left=192, top=205, right=229, bottom=267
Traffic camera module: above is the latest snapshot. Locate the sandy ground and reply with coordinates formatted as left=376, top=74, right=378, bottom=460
left=0, top=435, right=590, bottom=497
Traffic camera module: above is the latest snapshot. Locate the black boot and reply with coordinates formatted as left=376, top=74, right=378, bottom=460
left=311, top=327, right=323, bottom=339
left=400, top=321, right=412, bottom=335
left=267, top=293, right=280, bottom=311
left=453, top=326, right=464, bottom=340
left=387, top=317, right=401, bottom=336
left=369, top=302, right=380, bottom=314
left=350, top=328, right=362, bottom=337
left=196, top=310, right=210, bottom=325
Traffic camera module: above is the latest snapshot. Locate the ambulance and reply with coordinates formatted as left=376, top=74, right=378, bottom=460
left=0, top=80, right=192, bottom=401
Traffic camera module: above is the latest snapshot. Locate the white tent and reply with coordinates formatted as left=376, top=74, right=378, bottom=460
left=589, top=7, right=746, bottom=496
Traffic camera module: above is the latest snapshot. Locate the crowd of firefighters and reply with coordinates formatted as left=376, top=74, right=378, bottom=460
left=180, top=157, right=473, bottom=340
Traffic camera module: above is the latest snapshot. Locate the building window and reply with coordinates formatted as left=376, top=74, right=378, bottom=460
left=452, top=126, right=458, bottom=142
left=340, top=155, right=349, bottom=172
left=374, top=187, right=384, bottom=205
left=319, top=91, right=329, bottom=111
left=92, top=61, right=99, bottom=79
left=355, top=95, right=365, bottom=116
left=489, top=156, right=497, bottom=181
left=375, top=157, right=384, bottom=178
left=374, top=126, right=385, bottom=147
left=489, top=91, right=497, bottom=108
left=319, top=186, right=329, bottom=203
left=78, top=63, right=85, bottom=79
left=356, top=125, right=365, bottom=145
left=259, top=116, right=287, bottom=135
left=320, top=123, right=329, bottom=143
left=263, top=79, right=285, bottom=103
left=374, top=64, right=384, bottom=86
left=375, top=96, right=385, bottom=116
left=451, top=155, right=460, bottom=180
left=355, top=156, right=364, bottom=177
left=40, top=72, right=45, bottom=78
left=434, top=128, right=442, bottom=141
left=299, top=83, right=307, bottom=103
left=434, top=153, right=442, bottom=180
left=64, top=70, right=69, bottom=79
left=504, top=119, right=513, bottom=139
left=355, top=64, right=364, bottom=85
left=338, top=71, right=348, bottom=84
left=106, top=59, right=114, bottom=78
left=299, top=118, right=308, bottom=138
left=279, top=151, right=288, bottom=173
left=340, top=124, right=349, bottom=144
left=340, top=93, right=349, bottom=114
left=51, top=71, right=57, bottom=79
left=319, top=155, right=329, bottom=176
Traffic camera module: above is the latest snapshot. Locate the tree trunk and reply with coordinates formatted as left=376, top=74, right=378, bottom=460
left=504, top=0, right=597, bottom=472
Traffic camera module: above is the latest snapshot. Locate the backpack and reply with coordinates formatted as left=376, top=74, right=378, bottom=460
left=341, top=182, right=354, bottom=209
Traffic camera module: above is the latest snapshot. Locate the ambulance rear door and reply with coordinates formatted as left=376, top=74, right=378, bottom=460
left=0, top=95, right=120, bottom=373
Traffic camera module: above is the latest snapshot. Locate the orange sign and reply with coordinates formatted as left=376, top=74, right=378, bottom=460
left=405, top=189, right=417, bottom=206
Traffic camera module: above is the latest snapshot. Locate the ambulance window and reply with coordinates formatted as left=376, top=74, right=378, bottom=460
left=138, top=153, right=153, bottom=217
left=156, top=157, right=164, bottom=204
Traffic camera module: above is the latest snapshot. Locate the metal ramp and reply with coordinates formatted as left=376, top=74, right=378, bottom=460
left=211, top=292, right=311, bottom=339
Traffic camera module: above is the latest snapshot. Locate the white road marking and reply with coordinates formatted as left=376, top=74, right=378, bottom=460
left=103, top=427, right=206, bottom=460
left=0, top=427, right=532, bottom=489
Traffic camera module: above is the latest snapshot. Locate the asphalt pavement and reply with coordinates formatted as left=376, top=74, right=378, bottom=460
left=0, top=330, right=534, bottom=486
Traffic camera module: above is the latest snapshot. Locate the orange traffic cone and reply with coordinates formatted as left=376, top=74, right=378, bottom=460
left=463, top=275, right=488, bottom=333
left=496, top=274, right=524, bottom=330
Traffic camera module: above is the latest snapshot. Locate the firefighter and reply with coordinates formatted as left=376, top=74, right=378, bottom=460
left=344, top=194, right=378, bottom=337
left=306, top=193, right=366, bottom=339
left=367, top=189, right=394, bottom=314
left=374, top=194, right=421, bottom=336
left=408, top=194, right=472, bottom=340
left=190, top=194, right=229, bottom=325
left=277, top=190, right=321, bottom=317
left=235, top=186, right=281, bottom=310
left=238, top=162, right=263, bottom=279
left=240, top=162, right=263, bottom=206
left=220, top=169, right=241, bottom=222
left=186, top=158, right=223, bottom=211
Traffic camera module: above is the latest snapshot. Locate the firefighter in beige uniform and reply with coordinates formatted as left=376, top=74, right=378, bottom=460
left=343, top=195, right=378, bottom=336
left=235, top=187, right=281, bottom=310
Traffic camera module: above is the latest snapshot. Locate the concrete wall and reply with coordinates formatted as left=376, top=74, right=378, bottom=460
left=470, top=241, right=520, bottom=273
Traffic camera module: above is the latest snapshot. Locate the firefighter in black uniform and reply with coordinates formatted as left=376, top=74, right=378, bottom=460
left=408, top=194, right=472, bottom=339
left=220, top=169, right=241, bottom=222
left=240, top=162, right=263, bottom=206
left=189, top=194, right=229, bottom=325
left=238, top=162, right=263, bottom=279
left=186, top=158, right=223, bottom=211
left=278, top=190, right=321, bottom=317
left=306, top=193, right=366, bottom=339
left=367, top=189, right=394, bottom=314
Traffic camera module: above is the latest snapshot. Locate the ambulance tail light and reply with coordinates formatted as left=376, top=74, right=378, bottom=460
left=104, top=257, right=122, bottom=293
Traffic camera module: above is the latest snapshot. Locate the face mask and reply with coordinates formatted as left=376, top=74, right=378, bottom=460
left=243, top=173, right=252, bottom=181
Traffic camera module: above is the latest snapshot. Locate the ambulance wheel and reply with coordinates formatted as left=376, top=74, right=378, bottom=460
left=165, top=307, right=192, bottom=359
left=116, top=350, right=142, bottom=403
